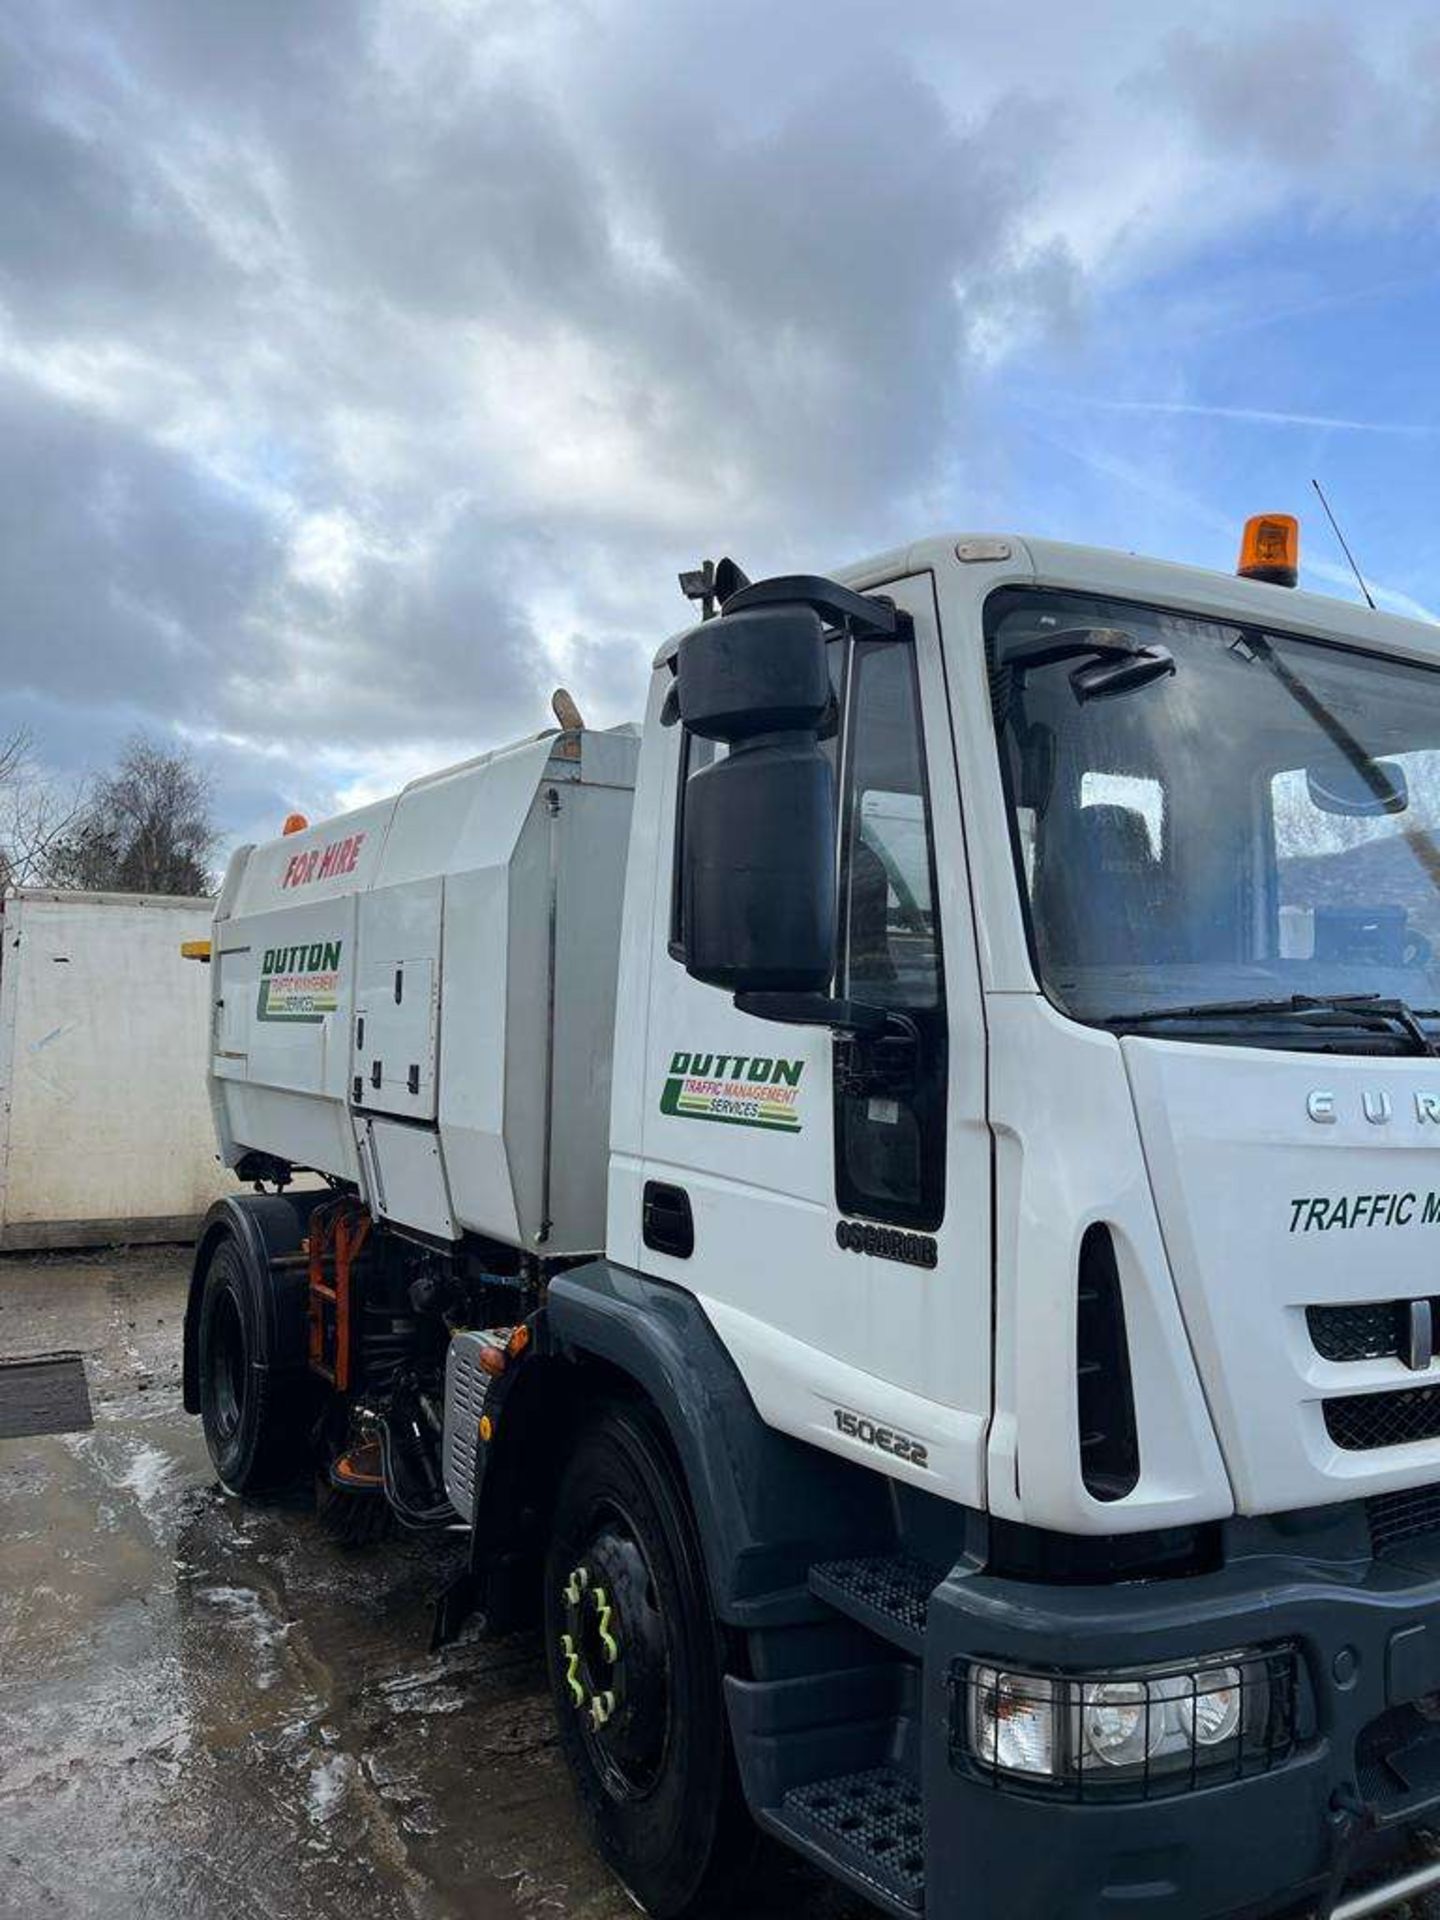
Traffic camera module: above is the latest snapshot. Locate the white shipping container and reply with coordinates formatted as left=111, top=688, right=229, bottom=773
left=0, top=889, right=237, bottom=1250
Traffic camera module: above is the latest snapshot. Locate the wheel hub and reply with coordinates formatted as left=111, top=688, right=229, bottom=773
left=208, top=1289, right=246, bottom=1442
left=559, top=1522, right=669, bottom=1797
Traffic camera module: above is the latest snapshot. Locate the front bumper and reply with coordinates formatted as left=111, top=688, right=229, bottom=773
left=924, top=1535, right=1440, bottom=1918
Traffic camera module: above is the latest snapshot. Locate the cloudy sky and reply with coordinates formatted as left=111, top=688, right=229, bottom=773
left=2, top=0, right=1438, bottom=849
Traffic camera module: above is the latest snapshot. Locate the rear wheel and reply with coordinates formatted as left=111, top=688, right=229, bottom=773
left=544, top=1406, right=751, bottom=1916
left=197, top=1235, right=312, bottom=1492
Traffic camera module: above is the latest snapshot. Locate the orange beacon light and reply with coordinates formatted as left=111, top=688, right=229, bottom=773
left=1238, top=513, right=1299, bottom=588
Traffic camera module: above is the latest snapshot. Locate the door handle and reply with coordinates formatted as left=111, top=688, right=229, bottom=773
left=643, top=1182, right=694, bottom=1259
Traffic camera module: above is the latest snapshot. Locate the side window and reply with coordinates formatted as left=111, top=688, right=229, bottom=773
left=1270, top=753, right=1440, bottom=969
left=668, top=732, right=723, bottom=960
left=836, top=638, right=947, bottom=1228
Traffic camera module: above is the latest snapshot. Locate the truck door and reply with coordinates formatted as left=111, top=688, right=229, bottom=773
left=636, top=572, right=990, bottom=1505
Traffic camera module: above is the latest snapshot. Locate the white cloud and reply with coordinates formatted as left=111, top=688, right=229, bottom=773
left=285, top=510, right=365, bottom=599
left=1, top=0, right=1438, bottom=835
left=1059, top=398, right=1432, bottom=436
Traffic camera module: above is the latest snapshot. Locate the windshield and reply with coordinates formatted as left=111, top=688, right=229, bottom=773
left=989, top=586, right=1440, bottom=1047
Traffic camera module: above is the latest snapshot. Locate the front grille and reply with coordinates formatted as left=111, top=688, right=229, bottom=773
left=1356, top=1700, right=1440, bottom=1811
left=1076, top=1225, right=1139, bottom=1502
left=1309, top=1301, right=1412, bottom=1364
left=442, top=1330, right=497, bottom=1521
left=1326, top=1387, right=1440, bottom=1452
left=1368, top=1483, right=1440, bottom=1554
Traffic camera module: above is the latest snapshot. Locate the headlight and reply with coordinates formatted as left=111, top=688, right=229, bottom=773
left=1082, top=1679, right=1167, bottom=1768
left=1182, top=1666, right=1243, bottom=1747
left=962, top=1649, right=1295, bottom=1798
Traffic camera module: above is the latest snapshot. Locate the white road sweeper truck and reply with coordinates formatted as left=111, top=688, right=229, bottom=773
left=186, top=521, right=1440, bottom=1920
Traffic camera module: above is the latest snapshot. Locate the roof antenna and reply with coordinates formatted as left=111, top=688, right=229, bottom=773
left=1312, top=477, right=1376, bottom=610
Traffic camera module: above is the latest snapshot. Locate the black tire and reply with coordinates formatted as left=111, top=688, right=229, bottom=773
left=544, top=1405, right=752, bottom=1917
left=196, top=1234, right=312, bottom=1493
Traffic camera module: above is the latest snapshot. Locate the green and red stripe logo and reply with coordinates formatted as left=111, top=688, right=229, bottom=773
left=659, top=1049, right=805, bottom=1132
left=256, top=939, right=343, bottom=1023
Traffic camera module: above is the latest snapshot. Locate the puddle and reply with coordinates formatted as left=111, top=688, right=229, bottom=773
left=0, top=1249, right=867, bottom=1920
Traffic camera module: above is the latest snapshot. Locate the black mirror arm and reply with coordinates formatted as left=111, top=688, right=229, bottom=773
left=736, top=995, right=922, bottom=1099
left=722, top=575, right=902, bottom=639
left=732, top=991, right=916, bottom=1043
left=734, top=991, right=884, bottom=1035
left=835, top=1012, right=922, bottom=1100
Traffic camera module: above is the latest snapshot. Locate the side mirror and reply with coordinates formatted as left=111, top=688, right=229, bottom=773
left=676, top=604, right=832, bottom=740
left=676, top=602, right=836, bottom=994
left=1305, top=755, right=1408, bottom=817
left=683, top=741, right=835, bottom=992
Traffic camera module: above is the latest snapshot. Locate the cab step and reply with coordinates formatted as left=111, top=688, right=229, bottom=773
left=808, top=1554, right=942, bottom=1656
left=769, top=1764, right=925, bottom=1915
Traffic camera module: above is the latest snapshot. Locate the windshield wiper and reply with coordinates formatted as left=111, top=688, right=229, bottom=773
left=1105, top=993, right=1440, bottom=1056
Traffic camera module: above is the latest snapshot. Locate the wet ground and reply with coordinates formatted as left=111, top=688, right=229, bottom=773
left=0, top=1248, right=864, bottom=1920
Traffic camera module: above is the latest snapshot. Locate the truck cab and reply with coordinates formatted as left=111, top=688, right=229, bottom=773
left=186, top=527, right=1440, bottom=1920
left=627, top=531, right=1440, bottom=1524
left=609, top=530, right=1440, bottom=1917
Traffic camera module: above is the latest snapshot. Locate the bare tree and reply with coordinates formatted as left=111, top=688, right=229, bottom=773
left=47, top=734, right=217, bottom=896
left=0, top=728, right=88, bottom=891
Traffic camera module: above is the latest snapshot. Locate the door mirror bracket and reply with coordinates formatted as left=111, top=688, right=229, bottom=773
left=733, top=992, right=922, bottom=1095
left=721, top=574, right=903, bottom=639
left=733, top=990, right=891, bottom=1034
left=834, top=1022, right=921, bottom=1102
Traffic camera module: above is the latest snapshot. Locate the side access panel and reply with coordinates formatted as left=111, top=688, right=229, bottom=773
left=357, top=1115, right=458, bottom=1242
left=352, top=879, right=443, bottom=1121
left=210, top=892, right=360, bottom=1178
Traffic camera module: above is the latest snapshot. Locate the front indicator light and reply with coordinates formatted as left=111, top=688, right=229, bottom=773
left=969, top=1669, right=1058, bottom=1778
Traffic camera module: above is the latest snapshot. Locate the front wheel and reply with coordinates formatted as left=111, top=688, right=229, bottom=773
left=544, top=1405, right=751, bottom=1916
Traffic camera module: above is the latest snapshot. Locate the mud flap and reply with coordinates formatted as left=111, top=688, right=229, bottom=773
left=430, top=1568, right=482, bottom=1652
